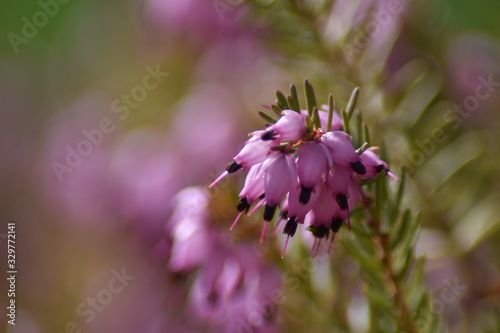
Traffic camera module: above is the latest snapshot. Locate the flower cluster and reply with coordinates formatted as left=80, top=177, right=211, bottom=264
left=167, top=187, right=281, bottom=332
left=210, top=87, right=397, bottom=257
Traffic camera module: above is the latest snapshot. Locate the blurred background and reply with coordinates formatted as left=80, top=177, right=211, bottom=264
left=1, top=0, right=500, bottom=332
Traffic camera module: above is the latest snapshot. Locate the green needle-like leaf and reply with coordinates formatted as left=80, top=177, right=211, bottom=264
left=389, top=209, right=412, bottom=251
left=380, top=140, right=389, bottom=164
left=327, top=93, right=334, bottom=132
left=258, top=110, right=278, bottom=124
left=389, top=168, right=407, bottom=227
left=271, top=104, right=282, bottom=116
left=342, top=237, right=384, bottom=272
left=346, top=86, right=360, bottom=121
left=374, top=172, right=387, bottom=219
left=276, top=90, right=289, bottom=110
left=341, top=108, right=350, bottom=134
left=287, top=95, right=300, bottom=112
left=312, top=107, right=321, bottom=129
left=305, top=115, right=313, bottom=133
left=396, top=247, right=414, bottom=282
left=355, top=109, right=363, bottom=148
left=289, top=83, right=301, bottom=112
left=364, top=285, right=394, bottom=309
left=304, top=79, right=317, bottom=118
left=363, top=123, right=371, bottom=146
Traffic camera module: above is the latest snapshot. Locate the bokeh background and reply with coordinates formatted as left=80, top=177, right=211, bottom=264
left=1, top=0, right=500, bottom=332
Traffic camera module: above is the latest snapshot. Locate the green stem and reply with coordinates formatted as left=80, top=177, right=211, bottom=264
left=363, top=201, right=417, bottom=333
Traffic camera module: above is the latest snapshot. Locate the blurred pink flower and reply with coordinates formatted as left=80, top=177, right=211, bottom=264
left=445, top=34, right=500, bottom=128
left=166, top=186, right=282, bottom=332
left=78, top=258, right=167, bottom=333
left=169, top=84, right=243, bottom=181
left=144, top=0, right=246, bottom=48
left=39, top=93, right=121, bottom=230
left=109, top=129, right=182, bottom=242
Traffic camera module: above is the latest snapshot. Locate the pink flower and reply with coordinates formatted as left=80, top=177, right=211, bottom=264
left=210, top=131, right=276, bottom=188
left=168, top=187, right=213, bottom=272
left=239, top=162, right=266, bottom=205
left=209, top=88, right=397, bottom=257
left=286, top=180, right=320, bottom=223
left=296, top=141, right=331, bottom=204
left=359, top=147, right=398, bottom=180
left=165, top=186, right=282, bottom=331
left=311, top=183, right=340, bottom=229
left=263, top=153, right=297, bottom=221
left=327, top=164, right=353, bottom=211
left=359, top=147, right=385, bottom=175
left=261, top=110, right=306, bottom=142
left=321, top=131, right=366, bottom=175
left=233, top=131, right=277, bottom=169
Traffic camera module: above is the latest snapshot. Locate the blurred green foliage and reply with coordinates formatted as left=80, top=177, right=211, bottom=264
left=1, top=0, right=500, bottom=332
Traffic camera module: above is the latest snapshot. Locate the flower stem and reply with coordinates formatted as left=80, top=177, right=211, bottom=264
left=363, top=201, right=417, bottom=333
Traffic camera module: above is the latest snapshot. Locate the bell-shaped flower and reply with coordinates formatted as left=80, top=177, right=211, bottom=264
left=359, top=147, right=387, bottom=178
left=231, top=130, right=277, bottom=170
left=230, top=162, right=267, bottom=230
left=326, top=164, right=352, bottom=212
left=359, top=147, right=398, bottom=180
left=239, top=162, right=265, bottom=205
left=286, top=179, right=319, bottom=224
left=210, top=131, right=276, bottom=188
left=311, top=183, right=339, bottom=229
left=261, top=110, right=305, bottom=142
left=296, top=141, right=331, bottom=204
left=168, top=187, right=213, bottom=272
left=263, top=153, right=297, bottom=221
left=321, top=131, right=366, bottom=175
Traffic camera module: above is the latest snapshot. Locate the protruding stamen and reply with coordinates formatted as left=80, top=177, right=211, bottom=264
left=209, top=171, right=228, bottom=188
left=247, top=198, right=265, bottom=216
left=310, top=237, right=318, bottom=252
left=327, top=232, right=336, bottom=254
left=281, top=235, right=291, bottom=259
left=230, top=212, right=244, bottom=231
left=273, top=218, right=284, bottom=236
left=260, top=222, right=267, bottom=243
left=313, top=238, right=321, bottom=260
left=387, top=171, right=399, bottom=181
